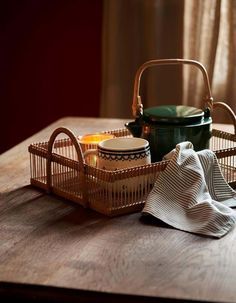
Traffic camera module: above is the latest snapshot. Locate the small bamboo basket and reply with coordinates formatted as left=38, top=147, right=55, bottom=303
left=29, top=125, right=236, bottom=216
left=29, top=59, right=236, bottom=216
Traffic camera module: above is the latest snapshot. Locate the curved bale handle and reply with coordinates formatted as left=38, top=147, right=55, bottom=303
left=46, top=127, right=87, bottom=202
left=132, top=58, right=213, bottom=117
left=213, top=102, right=236, bottom=134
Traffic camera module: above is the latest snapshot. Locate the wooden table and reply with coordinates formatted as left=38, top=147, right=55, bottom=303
left=1, top=117, right=236, bottom=303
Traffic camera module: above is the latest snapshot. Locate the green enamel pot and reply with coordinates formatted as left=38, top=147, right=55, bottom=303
left=125, top=59, right=213, bottom=162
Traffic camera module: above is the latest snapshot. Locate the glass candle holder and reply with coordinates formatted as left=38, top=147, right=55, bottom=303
left=79, top=133, right=115, bottom=166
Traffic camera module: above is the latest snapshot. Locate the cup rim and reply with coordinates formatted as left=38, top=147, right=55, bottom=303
left=98, top=137, right=149, bottom=151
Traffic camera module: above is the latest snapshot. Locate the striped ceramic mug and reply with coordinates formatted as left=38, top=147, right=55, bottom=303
left=85, top=137, right=151, bottom=170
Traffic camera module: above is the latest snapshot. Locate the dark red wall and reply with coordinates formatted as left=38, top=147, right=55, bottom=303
left=0, top=0, right=103, bottom=154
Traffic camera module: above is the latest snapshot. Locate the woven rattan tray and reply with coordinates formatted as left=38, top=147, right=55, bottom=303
left=28, top=126, right=236, bottom=216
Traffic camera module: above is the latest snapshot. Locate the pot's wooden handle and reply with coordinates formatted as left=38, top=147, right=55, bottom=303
left=132, top=59, right=213, bottom=117
left=213, top=102, right=236, bottom=134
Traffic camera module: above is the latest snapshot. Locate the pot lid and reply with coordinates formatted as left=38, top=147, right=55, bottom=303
left=143, top=105, right=204, bottom=124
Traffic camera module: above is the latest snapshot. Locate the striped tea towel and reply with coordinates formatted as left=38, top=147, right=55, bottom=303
left=142, top=141, right=236, bottom=238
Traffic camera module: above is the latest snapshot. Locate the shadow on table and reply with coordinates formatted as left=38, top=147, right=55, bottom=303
left=1, top=184, right=108, bottom=228
left=139, top=213, right=174, bottom=229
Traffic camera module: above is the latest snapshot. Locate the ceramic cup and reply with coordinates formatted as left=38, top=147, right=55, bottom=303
left=85, top=137, right=151, bottom=170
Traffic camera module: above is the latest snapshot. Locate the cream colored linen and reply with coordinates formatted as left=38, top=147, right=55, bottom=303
left=142, top=142, right=236, bottom=238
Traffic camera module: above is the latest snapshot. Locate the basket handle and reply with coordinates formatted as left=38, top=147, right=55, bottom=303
left=213, top=102, right=236, bottom=134
left=132, top=58, right=213, bottom=117
left=46, top=127, right=87, bottom=202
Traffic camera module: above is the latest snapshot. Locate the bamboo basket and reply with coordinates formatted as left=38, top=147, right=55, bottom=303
left=29, top=59, right=236, bottom=216
left=29, top=125, right=236, bottom=216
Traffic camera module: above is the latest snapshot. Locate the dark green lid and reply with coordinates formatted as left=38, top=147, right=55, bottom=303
left=143, top=105, right=204, bottom=125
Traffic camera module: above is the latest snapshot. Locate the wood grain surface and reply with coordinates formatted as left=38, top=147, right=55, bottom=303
left=0, top=117, right=236, bottom=303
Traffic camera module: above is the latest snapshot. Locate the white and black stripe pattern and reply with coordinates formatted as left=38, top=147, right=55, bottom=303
left=198, top=150, right=236, bottom=204
left=142, top=141, right=236, bottom=238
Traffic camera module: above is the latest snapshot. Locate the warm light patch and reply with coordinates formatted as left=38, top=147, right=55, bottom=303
left=79, top=133, right=115, bottom=144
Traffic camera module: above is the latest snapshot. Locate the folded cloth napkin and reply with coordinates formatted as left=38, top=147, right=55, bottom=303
left=142, top=141, right=236, bottom=238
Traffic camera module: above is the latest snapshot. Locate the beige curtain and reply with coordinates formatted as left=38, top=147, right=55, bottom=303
left=183, top=0, right=236, bottom=122
left=100, top=0, right=184, bottom=119
left=101, top=0, right=236, bottom=123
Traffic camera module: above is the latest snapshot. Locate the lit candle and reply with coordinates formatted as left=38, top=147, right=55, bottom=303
left=79, top=133, right=115, bottom=166
left=79, top=133, right=115, bottom=145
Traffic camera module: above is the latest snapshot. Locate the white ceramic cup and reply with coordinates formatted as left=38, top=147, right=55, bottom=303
left=85, top=137, right=151, bottom=170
